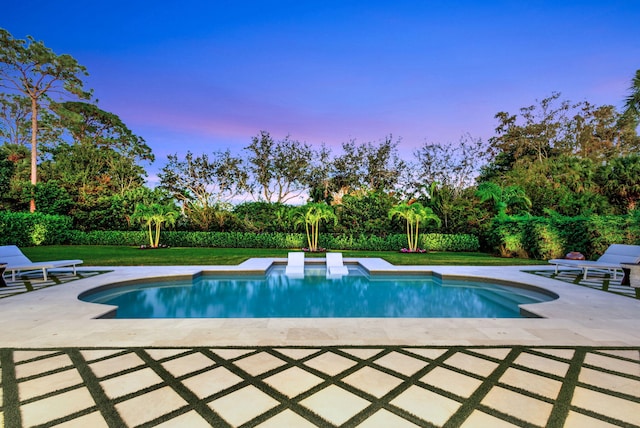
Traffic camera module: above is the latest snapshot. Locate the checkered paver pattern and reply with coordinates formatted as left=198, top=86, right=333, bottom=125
left=1, top=346, right=638, bottom=427
left=0, top=271, right=106, bottom=299
left=532, top=269, right=640, bottom=299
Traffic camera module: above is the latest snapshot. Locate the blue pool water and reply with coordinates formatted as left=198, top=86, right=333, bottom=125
left=80, top=266, right=554, bottom=318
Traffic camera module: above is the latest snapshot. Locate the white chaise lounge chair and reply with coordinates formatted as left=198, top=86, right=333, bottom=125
left=285, top=252, right=305, bottom=277
left=0, top=245, right=83, bottom=281
left=326, top=252, right=349, bottom=276
left=548, top=244, right=640, bottom=280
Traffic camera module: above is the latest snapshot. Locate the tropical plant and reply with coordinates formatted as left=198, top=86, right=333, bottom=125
left=388, top=202, right=441, bottom=252
left=293, top=202, right=337, bottom=252
left=131, top=203, right=179, bottom=248
left=622, top=69, right=640, bottom=123
left=475, top=182, right=532, bottom=217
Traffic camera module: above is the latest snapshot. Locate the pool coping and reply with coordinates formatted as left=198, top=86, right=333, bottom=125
left=1, top=258, right=639, bottom=348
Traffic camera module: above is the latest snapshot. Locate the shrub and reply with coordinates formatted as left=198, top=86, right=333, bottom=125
left=524, top=220, right=565, bottom=260
left=485, top=213, right=640, bottom=260
left=0, top=211, right=74, bottom=246
left=487, top=217, right=528, bottom=258
left=422, top=233, right=480, bottom=252
left=66, top=230, right=480, bottom=252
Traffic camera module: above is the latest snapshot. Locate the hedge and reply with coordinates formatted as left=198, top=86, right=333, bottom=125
left=67, top=230, right=480, bottom=252
left=0, top=212, right=74, bottom=246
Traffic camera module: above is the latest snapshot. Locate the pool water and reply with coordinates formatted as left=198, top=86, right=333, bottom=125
left=81, top=266, right=554, bottom=319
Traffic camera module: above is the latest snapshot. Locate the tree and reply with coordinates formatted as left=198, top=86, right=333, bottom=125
left=563, top=102, right=639, bottom=161
left=131, top=203, right=179, bottom=248
left=332, top=137, right=405, bottom=195
left=245, top=130, right=313, bottom=203
left=0, top=93, right=30, bottom=146
left=0, top=29, right=91, bottom=211
left=293, top=202, right=337, bottom=252
left=40, top=102, right=153, bottom=211
left=388, top=202, right=441, bottom=252
left=50, top=101, right=153, bottom=194
left=307, top=143, right=334, bottom=203
left=426, top=182, right=456, bottom=231
left=410, top=134, right=488, bottom=197
left=597, top=155, right=640, bottom=212
left=159, top=150, right=248, bottom=230
left=622, top=69, right=640, bottom=124
left=488, top=92, right=571, bottom=166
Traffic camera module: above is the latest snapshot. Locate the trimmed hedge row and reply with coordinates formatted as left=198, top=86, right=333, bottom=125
left=0, top=212, right=74, bottom=246
left=67, top=230, right=480, bottom=252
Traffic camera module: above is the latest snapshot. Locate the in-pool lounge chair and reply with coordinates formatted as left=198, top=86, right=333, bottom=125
left=548, top=244, right=640, bottom=280
left=326, top=252, right=349, bottom=276
left=0, top=245, right=83, bottom=281
left=285, top=252, right=305, bottom=277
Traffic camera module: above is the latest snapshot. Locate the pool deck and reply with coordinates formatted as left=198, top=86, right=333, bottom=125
left=1, top=259, right=639, bottom=427
left=1, top=258, right=639, bottom=348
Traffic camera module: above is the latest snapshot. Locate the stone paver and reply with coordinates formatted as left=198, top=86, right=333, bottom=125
left=1, top=264, right=640, bottom=426
left=2, top=345, right=640, bottom=426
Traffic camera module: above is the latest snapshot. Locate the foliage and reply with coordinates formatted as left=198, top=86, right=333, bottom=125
left=307, top=144, right=334, bottom=203
left=334, top=191, right=398, bottom=235
left=0, top=28, right=91, bottom=212
left=421, top=233, right=480, bottom=252
left=0, top=93, right=30, bottom=146
left=160, top=150, right=247, bottom=209
left=292, top=202, right=337, bottom=252
left=244, top=130, right=313, bottom=203
left=479, top=91, right=640, bottom=217
left=486, top=213, right=640, bottom=259
left=0, top=211, right=74, bottom=246
left=488, top=92, right=571, bottom=165
left=2, top=31, right=640, bottom=243
left=388, top=202, right=441, bottom=252
left=130, top=203, right=179, bottom=248
left=66, top=230, right=480, bottom=252
left=29, top=180, right=73, bottom=215
left=476, top=182, right=531, bottom=217
left=332, top=136, right=405, bottom=194
left=232, top=202, right=297, bottom=233
left=622, top=69, right=640, bottom=126
left=597, top=155, right=640, bottom=212
left=405, top=134, right=488, bottom=200
left=47, top=101, right=152, bottom=196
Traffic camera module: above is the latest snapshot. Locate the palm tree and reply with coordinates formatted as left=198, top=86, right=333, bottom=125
left=132, top=203, right=179, bottom=248
left=623, top=69, right=640, bottom=123
left=388, top=202, right=441, bottom=252
left=293, top=202, right=337, bottom=252
left=475, top=182, right=532, bottom=217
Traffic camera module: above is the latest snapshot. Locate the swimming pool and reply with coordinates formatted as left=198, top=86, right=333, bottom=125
left=80, top=265, right=555, bottom=318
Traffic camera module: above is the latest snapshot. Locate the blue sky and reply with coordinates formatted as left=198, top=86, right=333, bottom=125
left=4, top=1, right=640, bottom=182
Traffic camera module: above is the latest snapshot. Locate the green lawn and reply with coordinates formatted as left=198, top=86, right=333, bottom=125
left=21, top=245, right=547, bottom=266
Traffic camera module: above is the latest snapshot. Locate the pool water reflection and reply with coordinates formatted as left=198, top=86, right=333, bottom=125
left=80, top=266, right=555, bottom=319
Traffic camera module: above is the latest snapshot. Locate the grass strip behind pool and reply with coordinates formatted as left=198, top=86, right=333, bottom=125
left=22, top=246, right=547, bottom=267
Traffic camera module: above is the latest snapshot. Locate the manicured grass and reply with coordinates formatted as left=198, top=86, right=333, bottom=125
left=21, top=245, right=547, bottom=266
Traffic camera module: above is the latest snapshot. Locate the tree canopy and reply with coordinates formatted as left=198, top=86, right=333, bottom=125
left=0, top=29, right=91, bottom=211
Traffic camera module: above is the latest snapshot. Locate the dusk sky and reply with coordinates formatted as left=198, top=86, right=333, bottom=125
left=4, top=1, right=640, bottom=183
